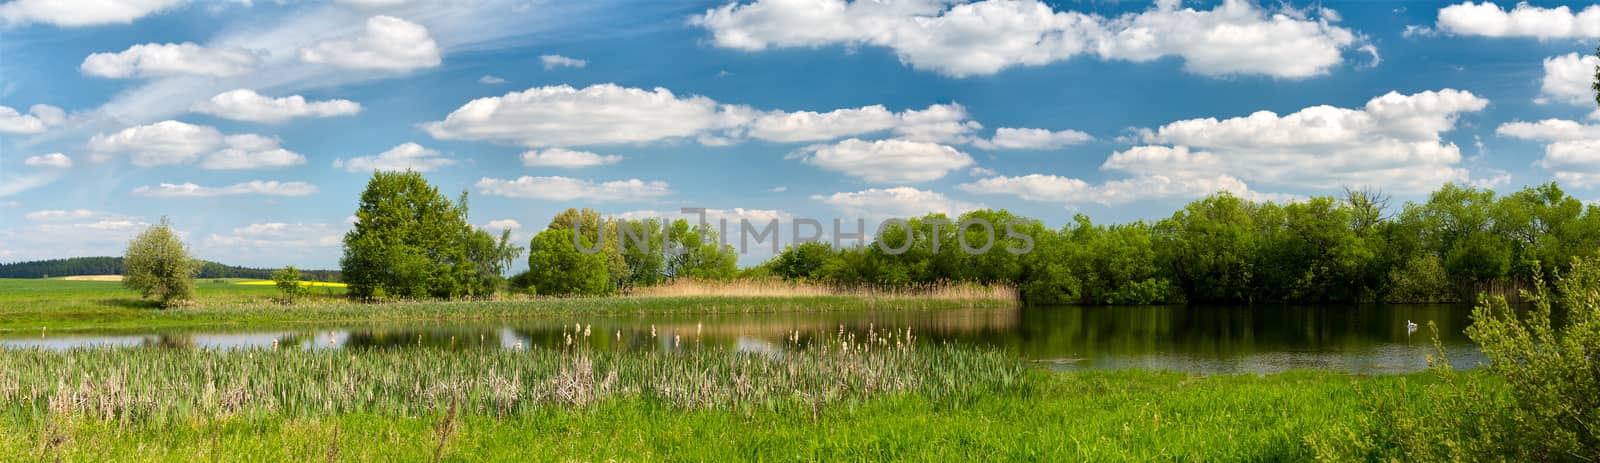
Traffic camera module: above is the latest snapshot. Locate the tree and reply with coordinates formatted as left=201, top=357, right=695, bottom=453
left=123, top=217, right=197, bottom=308
left=523, top=228, right=610, bottom=296
left=547, top=208, right=627, bottom=288
left=273, top=266, right=311, bottom=301
left=340, top=170, right=498, bottom=299
left=770, top=241, right=835, bottom=280
left=664, top=219, right=738, bottom=280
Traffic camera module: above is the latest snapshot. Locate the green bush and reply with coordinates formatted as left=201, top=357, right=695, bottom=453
left=122, top=217, right=197, bottom=308
left=1314, top=257, right=1600, bottom=461
left=272, top=266, right=311, bottom=301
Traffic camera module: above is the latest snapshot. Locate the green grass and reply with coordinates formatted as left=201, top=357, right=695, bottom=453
left=0, top=365, right=1446, bottom=461
left=0, top=278, right=1011, bottom=333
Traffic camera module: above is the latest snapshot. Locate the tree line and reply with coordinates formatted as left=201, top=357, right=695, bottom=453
left=0, top=256, right=340, bottom=281
left=751, top=183, right=1600, bottom=305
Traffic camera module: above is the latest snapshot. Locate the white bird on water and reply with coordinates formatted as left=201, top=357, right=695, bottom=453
left=1406, top=320, right=1419, bottom=333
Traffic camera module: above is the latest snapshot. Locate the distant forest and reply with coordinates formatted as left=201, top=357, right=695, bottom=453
left=0, top=257, right=342, bottom=281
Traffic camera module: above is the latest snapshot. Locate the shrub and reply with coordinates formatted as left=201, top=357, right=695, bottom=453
left=1314, top=257, right=1600, bottom=461
left=122, top=217, right=197, bottom=308
left=272, top=266, right=311, bottom=301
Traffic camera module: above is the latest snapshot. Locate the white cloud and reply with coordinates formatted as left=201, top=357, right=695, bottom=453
left=768, top=186, right=788, bottom=193
left=479, top=75, right=507, bottom=84
left=24, top=209, right=107, bottom=222
left=204, top=223, right=343, bottom=249
left=484, top=219, right=521, bottom=230
left=88, top=120, right=224, bottom=166
left=299, top=15, right=441, bottom=70
left=974, top=127, right=1093, bottom=150
left=520, top=148, right=622, bottom=168
left=958, top=172, right=1285, bottom=205
left=22, top=153, right=72, bottom=169
left=747, top=105, right=898, bottom=143
left=1498, top=119, right=1600, bottom=187
left=334, top=142, right=454, bottom=173
left=1538, top=52, right=1599, bottom=106
left=1115, top=89, right=1488, bottom=194
left=422, top=83, right=991, bottom=149
left=424, top=83, right=737, bottom=147
left=813, top=186, right=983, bottom=218
left=694, top=0, right=1363, bottom=78
left=540, top=54, right=587, bottom=70
left=616, top=207, right=792, bottom=225
left=476, top=176, right=671, bottom=201
left=962, top=89, right=1488, bottom=206
left=1435, top=2, right=1600, bottom=39
left=88, top=120, right=302, bottom=169
left=0, top=104, right=66, bottom=134
left=191, top=89, right=362, bottom=123
left=82, top=42, right=260, bottom=78
left=794, top=138, right=974, bottom=183
left=200, top=134, right=306, bottom=170
left=132, top=180, right=318, bottom=198
left=0, top=0, right=185, bottom=27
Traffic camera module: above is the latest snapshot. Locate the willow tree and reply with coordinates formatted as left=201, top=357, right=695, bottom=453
left=123, top=217, right=197, bottom=308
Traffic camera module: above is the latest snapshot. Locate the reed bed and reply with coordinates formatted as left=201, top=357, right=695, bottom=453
left=626, top=279, right=1019, bottom=302
left=0, top=328, right=1024, bottom=423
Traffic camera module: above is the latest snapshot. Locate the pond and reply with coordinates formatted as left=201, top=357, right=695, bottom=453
left=0, top=304, right=1485, bottom=375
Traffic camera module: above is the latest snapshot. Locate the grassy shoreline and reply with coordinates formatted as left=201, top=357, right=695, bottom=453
left=0, top=364, right=1445, bottom=461
left=0, top=278, right=1015, bottom=333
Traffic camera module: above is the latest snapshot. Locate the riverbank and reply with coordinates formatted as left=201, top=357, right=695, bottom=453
left=0, top=278, right=1016, bottom=333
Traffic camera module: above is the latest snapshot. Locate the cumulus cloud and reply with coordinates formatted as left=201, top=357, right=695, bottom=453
left=299, top=15, right=441, bottom=70
left=88, top=120, right=303, bottom=169
left=520, top=148, right=622, bottom=168
left=333, top=142, right=454, bottom=172
left=1434, top=1, right=1600, bottom=39
left=424, top=84, right=737, bottom=147
left=958, top=172, right=1284, bottom=205
left=0, top=0, right=185, bottom=27
left=22, top=153, right=72, bottom=169
left=747, top=105, right=898, bottom=143
left=476, top=176, right=671, bottom=201
left=813, top=186, right=983, bottom=218
left=793, top=138, right=974, bottom=183
left=0, top=104, right=67, bottom=134
left=484, top=219, right=521, bottom=230
left=200, top=134, right=306, bottom=170
left=974, top=127, right=1093, bottom=150
left=540, top=54, right=587, bottom=70
left=88, top=120, right=223, bottom=166
left=204, top=223, right=343, bottom=249
left=694, top=0, right=1363, bottom=78
left=964, top=89, right=1488, bottom=205
left=131, top=180, right=318, bottom=197
left=191, top=89, right=362, bottom=123
left=82, top=42, right=260, bottom=78
left=1537, top=52, right=1599, bottom=106
left=1498, top=119, right=1600, bottom=187
left=422, top=82, right=1004, bottom=149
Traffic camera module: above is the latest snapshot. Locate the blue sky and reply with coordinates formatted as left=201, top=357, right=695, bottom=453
left=4, top=0, right=1600, bottom=270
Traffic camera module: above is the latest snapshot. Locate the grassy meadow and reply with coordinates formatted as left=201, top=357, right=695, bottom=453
left=0, top=278, right=1015, bottom=333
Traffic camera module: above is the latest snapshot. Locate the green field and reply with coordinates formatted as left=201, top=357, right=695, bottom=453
left=0, top=278, right=1011, bottom=333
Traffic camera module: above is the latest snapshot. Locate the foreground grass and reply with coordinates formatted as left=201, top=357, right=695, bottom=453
left=0, top=278, right=1014, bottom=333
left=0, top=334, right=1457, bottom=461
left=0, top=368, right=1440, bottom=461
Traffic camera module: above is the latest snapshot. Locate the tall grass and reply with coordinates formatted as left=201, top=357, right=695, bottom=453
left=627, top=279, right=1019, bottom=303
left=0, top=328, right=1023, bottom=423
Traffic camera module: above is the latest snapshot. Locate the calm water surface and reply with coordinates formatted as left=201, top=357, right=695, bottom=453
left=0, top=304, right=1484, bottom=374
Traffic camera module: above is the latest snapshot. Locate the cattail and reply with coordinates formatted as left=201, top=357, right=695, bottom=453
left=696, top=323, right=702, bottom=337
left=583, top=325, right=591, bottom=338
left=650, top=325, right=657, bottom=338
